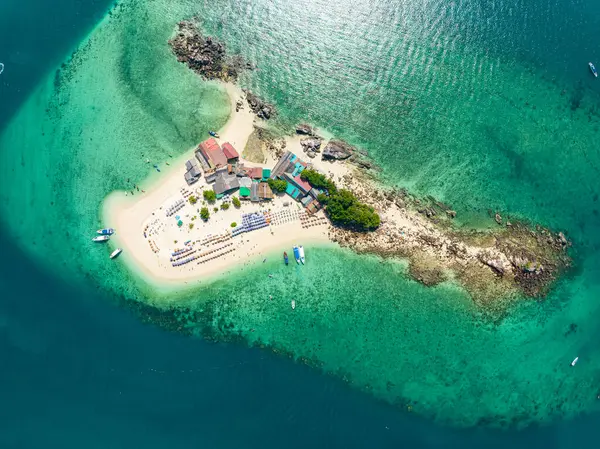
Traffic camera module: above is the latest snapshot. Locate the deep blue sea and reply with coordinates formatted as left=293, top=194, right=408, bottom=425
left=2, top=0, right=600, bottom=447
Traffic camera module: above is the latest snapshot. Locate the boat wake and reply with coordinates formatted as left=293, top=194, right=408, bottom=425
left=0, top=63, right=4, bottom=75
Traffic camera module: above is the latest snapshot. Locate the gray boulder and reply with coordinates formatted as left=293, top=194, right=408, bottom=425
left=322, top=140, right=354, bottom=160
left=300, top=137, right=322, bottom=152
left=296, top=124, right=314, bottom=135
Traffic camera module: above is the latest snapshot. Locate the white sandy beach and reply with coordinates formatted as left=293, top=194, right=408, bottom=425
left=102, top=84, right=350, bottom=287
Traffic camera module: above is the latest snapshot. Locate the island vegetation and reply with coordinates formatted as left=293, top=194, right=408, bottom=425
left=301, top=169, right=380, bottom=231
left=203, top=190, right=216, bottom=202
left=200, top=207, right=210, bottom=220
left=268, top=178, right=287, bottom=193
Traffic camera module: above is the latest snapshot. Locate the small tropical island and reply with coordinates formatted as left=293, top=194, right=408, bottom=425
left=103, top=19, right=571, bottom=306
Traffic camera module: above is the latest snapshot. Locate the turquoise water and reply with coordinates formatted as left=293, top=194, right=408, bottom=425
left=2, top=0, right=600, bottom=430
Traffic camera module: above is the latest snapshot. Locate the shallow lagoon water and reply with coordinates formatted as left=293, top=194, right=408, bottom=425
left=2, top=0, right=600, bottom=437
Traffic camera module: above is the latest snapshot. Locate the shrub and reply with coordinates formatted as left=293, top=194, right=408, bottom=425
left=325, top=189, right=380, bottom=230
left=230, top=222, right=237, bottom=228
left=268, top=178, right=287, bottom=193
left=300, top=169, right=337, bottom=193
left=203, top=190, right=217, bottom=202
left=213, top=207, right=219, bottom=212
left=232, top=196, right=241, bottom=208
left=188, top=223, right=194, bottom=230
left=221, top=202, right=230, bottom=210
left=189, top=195, right=197, bottom=205
left=200, top=207, right=210, bottom=220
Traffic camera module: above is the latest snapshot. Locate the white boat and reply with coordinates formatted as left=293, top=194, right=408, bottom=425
left=110, top=248, right=123, bottom=259
left=298, top=245, right=305, bottom=265
left=571, top=356, right=579, bottom=367
left=589, top=62, right=598, bottom=78
left=92, top=235, right=110, bottom=242
left=291, top=300, right=296, bottom=310
left=97, top=228, right=115, bottom=235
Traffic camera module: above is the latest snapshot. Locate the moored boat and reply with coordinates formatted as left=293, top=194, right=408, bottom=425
left=97, top=228, right=115, bottom=235
left=92, top=235, right=110, bottom=242
left=571, top=356, right=579, bottom=366
left=590, top=62, right=598, bottom=78
left=291, top=300, right=296, bottom=310
left=110, top=248, right=123, bottom=259
left=284, top=251, right=289, bottom=265
left=293, top=246, right=300, bottom=264
left=298, top=245, right=305, bottom=265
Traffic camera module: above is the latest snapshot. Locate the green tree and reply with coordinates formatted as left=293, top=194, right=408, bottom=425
left=230, top=222, right=237, bottom=228
left=232, top=196, right=241, bottom=208
left=200, top=207, right=210, bottom=220
left=221, top=202, right=230, bottom=210
left=213, top=207, right=219, bottom=212
left=203, top=190, right=217, bottom=202
left=268, top=178, right=287, bottom=193
left=325, top=189, right=380, bottom=231
left=188, top=195, right=197, bottom=205
left=300, top=169, right=337, bottom=193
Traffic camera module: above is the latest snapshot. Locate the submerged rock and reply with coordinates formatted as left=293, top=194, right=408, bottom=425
left=322, top=139, right=354, bottom=160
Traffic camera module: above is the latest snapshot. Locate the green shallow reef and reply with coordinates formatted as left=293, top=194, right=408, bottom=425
left=2, top=0, right=600, bottom=428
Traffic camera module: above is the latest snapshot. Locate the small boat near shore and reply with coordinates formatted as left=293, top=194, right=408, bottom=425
left=293, top=246, right=300, bottom=264
left=298, top=245, right=305, bottom=265
left=97, top=228, right=115, bottom=235
left=110, top=248, right=123, bottom=259
left=209, top=130, right=220, bottom=138
left=284, top=251, right=289, bottom=265
left=291, top=300, right=296, bottom=310
left=92, top=235, right=110, bottom=242
left=571, top=356, right=579, bottom=366
left=590, top=62, right=598, bottom=78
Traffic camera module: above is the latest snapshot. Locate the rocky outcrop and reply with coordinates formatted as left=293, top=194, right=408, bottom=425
left=168, top=21, right=250, bottom=82
left=322, top=139, right=354, bottom=160
left=244, top=90, right=276, bottom=120
left=300, top=137, right=322, bottom=153
left=296, top=124, right=315, bottom=135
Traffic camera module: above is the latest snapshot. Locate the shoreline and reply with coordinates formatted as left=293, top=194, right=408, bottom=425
left=100, top=25, right=572, bottom=304
left=102, top=83, right=346, bottom=291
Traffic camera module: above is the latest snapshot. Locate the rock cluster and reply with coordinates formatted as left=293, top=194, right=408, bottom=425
left=322, top=139, right=354, bottom=160
left=300, top=137, right=322, bottom=158
left=168, top=21, right=250, bottom=82
left=244, top=90, right=276, bottom=120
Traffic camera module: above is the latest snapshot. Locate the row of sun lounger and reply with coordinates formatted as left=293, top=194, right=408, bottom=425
left=165, top=199, right=185, bottom=217
left=171, top=249, right=197, bottom=262
left=196, top=247, right=236, bottom=264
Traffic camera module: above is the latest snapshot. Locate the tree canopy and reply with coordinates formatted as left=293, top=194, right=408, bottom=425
left=300, top=169, right=337, bottom=194
left=203, top=190, right=217, bottom=202
left=268, top=178, right=287, bottom=193
left=301, top=170, right=379, bottom=231
left=200, top=207, right=210, bottom=220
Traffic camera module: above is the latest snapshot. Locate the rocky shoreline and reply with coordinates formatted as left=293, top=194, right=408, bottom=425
left=168, top=21, right=572, bottom=307
left=325, top=172, right=571, bottom=307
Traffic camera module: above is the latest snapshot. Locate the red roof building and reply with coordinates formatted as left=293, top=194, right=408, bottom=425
left=197, top=138, right=227, bottom=168
left=248, top=167, right=263, bottom=179
left=221, top=142, right=240, bottom=161
left=293, top=175, right=312, bottom=193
